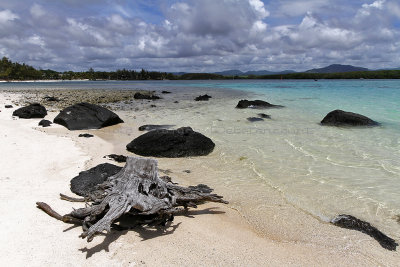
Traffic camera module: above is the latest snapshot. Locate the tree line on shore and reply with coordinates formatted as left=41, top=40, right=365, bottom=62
left=1, top=57, right=399, bottom=81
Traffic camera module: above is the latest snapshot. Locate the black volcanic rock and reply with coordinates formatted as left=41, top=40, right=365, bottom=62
left=332, top=214, right=398, bottom=251
left=236, top=100, right=283, bottom=109
left=138, top=124, right=175, bottom=131
left=134, top=92, right=161, bottom=100
left=127, top=127, right=215, bottom=157
left=104, top=154, right=127, bottom=163
left=78, top=133, right=94, bottom=138
left=247, top=117, right=264, bottom=122
left=5, top=105, right=13, bottom=108
left=321, top=110, right=378, bottom=126
left=258, top=113, right=271, bottom=119
left=70, top=163, right=122, bottom=197
left=162, top=91, right=171, bottom=94
left=38, top=119, right=52, bottom=127
left=53, top=102, right=123, bottom=130
left=195, top=94, right=212, bottom=101
left=12, top=103, right=47, bottom=119
left=43, top=96, right=60, bottom=102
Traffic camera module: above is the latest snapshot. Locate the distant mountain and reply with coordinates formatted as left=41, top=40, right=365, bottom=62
left=215, top=69, right=296, bottom=76
left=214, top=70, right=243, bottom=76
left=171, top=72, right=187, bottom=76
left=306, top=64, right=369, bottom=73
left=376, top=67, right=400, bottom=71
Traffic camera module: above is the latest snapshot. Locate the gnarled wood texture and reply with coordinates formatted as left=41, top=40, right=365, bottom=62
left=37, top=156, right=228, bottom=242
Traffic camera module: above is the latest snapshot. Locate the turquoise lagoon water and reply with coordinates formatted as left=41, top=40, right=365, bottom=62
left=2, top=79, right=400, bottom=238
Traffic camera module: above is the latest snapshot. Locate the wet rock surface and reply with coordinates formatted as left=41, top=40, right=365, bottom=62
left=195, top=94, right=212, bottom=101
left=236, top=100, right=284, bottom=109
left=321, top=110, right=379, bottom=126
left=332, top=214, right=398, bottom=251
left=258, top=113, right=271, bottom=119
left=247, top=117, right=264, bottom=122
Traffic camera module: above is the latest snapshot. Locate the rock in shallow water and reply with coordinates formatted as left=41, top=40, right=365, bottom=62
left=12, top=103, right=47, bottom=119
left=236, top=100, right=283, bottom=109
left=247, top=117, right=264, bottom=122
left=134, top=92, right=160, bottom=100
left=332, top=214, right=398, bottom=251
left=70, top=163, right=122, bottom=196
left=195, top=94, right=212, bottom=101
left=126, top=127, right=215, bottom=157
left=321, top=110, right=378, bottom=126
left=258, top=113, right=271, bottom=119
left=53, top=102, right=124, bottom=130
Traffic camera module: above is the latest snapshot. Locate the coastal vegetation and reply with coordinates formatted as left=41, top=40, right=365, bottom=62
left=1, top=57, right=400, bottom=81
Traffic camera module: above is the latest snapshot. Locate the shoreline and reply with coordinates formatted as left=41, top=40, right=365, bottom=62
left=1, top=90, right=399, bottom=265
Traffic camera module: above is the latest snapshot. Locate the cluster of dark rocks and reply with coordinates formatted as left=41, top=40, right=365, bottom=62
left=236, top=99, right=379, bottom=127
left=134, top=92, right=161, bottom=100
left=11, top=94, right=392, bottom=251
left=195, top=94, right=212, bottom=101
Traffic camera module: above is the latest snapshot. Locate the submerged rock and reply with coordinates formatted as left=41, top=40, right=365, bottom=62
left=332, top=214, right=398, bottom=251
left=321, top=110, right=379, bottom=126
left=104, top=154, right=127, bottom=163
left=38, top=119, right=52, bottom=127
left=138, top=124, right=175, bottom=131
left=70, top=163, right=122, bottom=196
left=247, top=117, right=264, bottom=122
left=53, top=102, right=124, bottom=130
left=195, top=94, right=212, bottom=101
left=12, top=103, right=47, bottom=119
left=236, top=100, right=283, bottom=109
left=126, top=127, right=215, bottom=157
left=134, top=92, right=161, bottom=100
left=258, top=113, right=271, bottom=119
left=162, top=91, right=171, bottom=94
left=78, top=133, right=94, bottom=138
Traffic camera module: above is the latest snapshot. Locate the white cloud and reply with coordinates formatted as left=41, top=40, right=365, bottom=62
left=30, top=4, right=45, bottom=19
left=249, top=0, right=269, bottom=18
left=0, top=9, right=19, bottom=23
left=28, top=35, right=45, bottom=47
left=0, top=0, right=399, bottom=71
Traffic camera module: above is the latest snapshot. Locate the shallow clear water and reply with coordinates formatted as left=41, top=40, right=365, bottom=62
left=3, top=79, right=400, bottom=238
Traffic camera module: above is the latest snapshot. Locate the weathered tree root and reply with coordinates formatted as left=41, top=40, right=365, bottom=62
left=37, top=156, right=228, bottom=242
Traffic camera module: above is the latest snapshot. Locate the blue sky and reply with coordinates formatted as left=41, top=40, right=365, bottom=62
left=0, top=0, right=399, bottom=72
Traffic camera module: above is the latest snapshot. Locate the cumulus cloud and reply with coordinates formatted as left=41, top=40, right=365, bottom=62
left=0, top=0, right=399, bottom=71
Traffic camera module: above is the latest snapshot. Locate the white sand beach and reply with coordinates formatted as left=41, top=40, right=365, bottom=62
left=1, top=91, right=399, bottom=266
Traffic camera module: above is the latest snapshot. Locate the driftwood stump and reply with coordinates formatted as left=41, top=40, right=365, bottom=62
left=37, top=156, right=228, bottom=242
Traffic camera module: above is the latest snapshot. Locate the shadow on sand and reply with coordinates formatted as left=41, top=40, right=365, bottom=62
left=74, top=206, right=225, bottom=258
